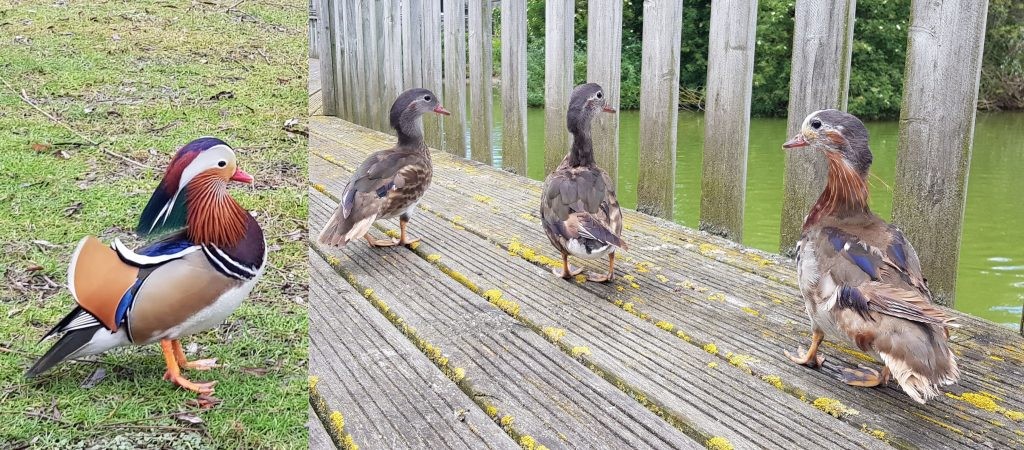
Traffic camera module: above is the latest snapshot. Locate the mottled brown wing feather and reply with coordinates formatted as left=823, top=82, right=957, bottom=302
left=540, top=166, right=624, bottom=250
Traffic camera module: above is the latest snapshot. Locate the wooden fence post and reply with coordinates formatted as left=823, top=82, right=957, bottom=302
left=364, top=1, right=385, bottom=131
left=778, top=0, right=856, bottom=256
left=636, top=0, right=683, bottom=219
left=467, top=0, right=494, bottom=165
left=381, top=0, right=404, bottom=129
left=586, top=0, right=623, bottom=187
left=544, top=0, right=574, bottom=174
left=350, top=0, right=369, bottom=127
left=335, top=0, right=354, bottom=121
left=309, top=0, right=319, bottom=59
left=422, top=0, right=445, bottom=149
left=315, top=0, right=337, bottom=116
left=892, top=0, right=988, bottom=306
left=501, top=0, right=528, bottom=174
left=443, top=0, right=468, bottom=156
left=699, top=0, right=758, bottom=240
left=402, top=0, right=424, bottom=91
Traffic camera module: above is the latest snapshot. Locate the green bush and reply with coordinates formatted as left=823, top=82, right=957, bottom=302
left=980, top=0, right=1024, bottom=111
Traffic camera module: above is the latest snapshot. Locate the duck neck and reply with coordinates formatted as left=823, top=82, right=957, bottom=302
left=568, top=124, right=595, bottom=167
left=395, top=112, right=425, bottom=148
left=185, top=173, right=251, bottom=248
left=804, top=153, right=870, bottom=229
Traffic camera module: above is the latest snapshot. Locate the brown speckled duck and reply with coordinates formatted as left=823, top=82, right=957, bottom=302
left=784, top=109, right=960, bottom=404
left=319, top=88, right=449, bottom=247
left=540, top=83, right=627, bottom=282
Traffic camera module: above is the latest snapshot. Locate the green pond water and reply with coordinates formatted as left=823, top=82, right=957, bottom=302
left=482, top=105, right=1024, bottom=328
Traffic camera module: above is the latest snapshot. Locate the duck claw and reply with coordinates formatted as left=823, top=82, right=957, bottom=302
left=841, top=365, right=888, bottom=387
left=552, top=264, right=584, bottom=279
left=786, top=346, right=825, bottom=368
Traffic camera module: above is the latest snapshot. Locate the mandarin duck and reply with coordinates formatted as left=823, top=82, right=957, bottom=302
left=540, top=83, right=628, bottom=282
left=783, top=110, right=959, bottom=403
left=26, top=137, right=266, bottom=395
left=318, top=88, right=449, bottom=247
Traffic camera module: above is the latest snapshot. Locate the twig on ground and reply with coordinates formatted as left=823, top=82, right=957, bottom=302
left=225, top=0, right=246, bottom=12
left=0, top=77, right=154, bottom=171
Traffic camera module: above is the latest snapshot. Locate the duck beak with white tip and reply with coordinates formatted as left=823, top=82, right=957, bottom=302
left=602, top=105, right=617, bottom=114
left=782, top=133, right=809, bottom=149
left=433, top=105, right=451, bottom=116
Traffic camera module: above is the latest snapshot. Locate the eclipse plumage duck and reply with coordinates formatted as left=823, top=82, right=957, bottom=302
left=540, top=83, right=627, bottom=282
left=318, top=88, right=449, bottom=247
left=26, top=137, right=266, bottom=395
left=783, top=110, right=959, bottom=403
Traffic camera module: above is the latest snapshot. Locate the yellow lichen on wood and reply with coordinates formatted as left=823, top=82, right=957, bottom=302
left=703, top=343, right=718, bottom=355
left=385, top=229, right=400, bottom=239
left=656, top=274, right=669, bottom=283
left=313, top=183, right=327, bottom=194
left=705, top=436, right=733, bottom=450
left=707, top=293, right=726, bottom=302
left=426, top=254, right=442, bottom=262
left=913, top=412, right=964, bottom=435
left=454, top=367, right=466, bottom=382
left=571, top=346, right=592, bottom=358
left=519, top=436, right=537, bottom=450
left=655, top=321, right=675, bottom=332
left=947, top=391, right=1024, bottom=421
left=813, top=397, right=858, bottom=418
left=543, top=327, right=566, bottom=342
left=726, top=352, right=755, bottom=370
left=473, top=194, right=493, bottom=204
left=676, top=330, right=692, bottom=342
left=409, top=241, right=421, bottom=250
left=762, top=375, right=784, bottom=390
left=485, top=404, right=499, bottom=418
left=740, top=306, right=761, bottom=317
left=574, top=274, right=587, bottom=284
left=483, top=289, right=520, bottom=317
left=707, top=362, right=718, bottom=369
left=330, top=411, right=345, bottom=431
left=327, top=255, right=341, bottom=266
left=635, top=262, right=651, bottom=273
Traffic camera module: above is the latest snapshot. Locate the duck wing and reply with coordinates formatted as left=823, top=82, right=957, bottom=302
left=319, top=148, right=428, bottom=246
left=540, top=167, right=626, bottom=251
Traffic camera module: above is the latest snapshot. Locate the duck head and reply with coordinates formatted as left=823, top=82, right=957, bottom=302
left=783, top=109, right=872, bottom=178
left=567, top=83, right=616, bottom=136
left=138, top=137, right=253, bottom=246
left=390, top=88, right=450, bottom=146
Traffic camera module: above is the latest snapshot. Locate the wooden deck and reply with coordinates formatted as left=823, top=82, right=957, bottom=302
left=306, top=116, right=1024, bottom=449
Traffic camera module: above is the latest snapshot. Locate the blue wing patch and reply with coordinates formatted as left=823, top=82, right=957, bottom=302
left=838, top=285, right=872, bottom=320
left=114, top=278, right=143, bottom=326
left=824, top=227, right=879, bottom=280
left=138, top=238, right=194, bottom=257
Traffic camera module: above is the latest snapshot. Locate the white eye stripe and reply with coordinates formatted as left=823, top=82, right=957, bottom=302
left=178, top=144, right=235, bottom=192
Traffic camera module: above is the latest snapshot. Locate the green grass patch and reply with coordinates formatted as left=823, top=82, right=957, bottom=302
left=0, top=1, right=308, bottom=447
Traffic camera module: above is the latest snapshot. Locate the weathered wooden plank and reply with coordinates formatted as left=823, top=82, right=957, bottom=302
left=543, top=0, right=574, bottom=174
left=421, top=0, right=445, bottom=149
left=467, top=0, right=494, bottom=165
left=308, top=407, right=333, bottom=450
left=891, top=0, right=988, bottom=306
left=332, top=0, right=351, bottom=120
left=362, top=1, right=384, bottom=131
left=308, top=252, right=515, bottom=449
left=699, top=0, right=758, bottom=242
left=585, top=0, right=623, bottom=187
left=778, top=0, right=856, bottom=255
left=500, top=0, right=528, bottom=175
left=380, top=0, right=404, bottom=124
left=348, top=0, right=368, bottom=127
left=308, top=205, right=699, bottom=449
left=315, top=0, right=337, bottom=116
left=309, top=184, right=884, bottom=449
left=311, top=117, right=1024, bottom=448
left=442, top=0, right=468, bottom=156
left=402, top=0, right=424, bottom=91
left=636, top=0, right=683, bottom=219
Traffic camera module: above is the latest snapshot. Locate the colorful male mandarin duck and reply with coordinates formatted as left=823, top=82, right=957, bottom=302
left=26, top=137, right=266, bottom=395
left=540, top=83, right=627, bottom=282
left=783, top=110, right=959, bottom=403
left=319, top=88, right=449, bottom=247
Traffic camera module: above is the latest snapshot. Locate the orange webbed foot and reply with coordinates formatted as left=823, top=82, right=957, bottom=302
left=163, top=370, right=217, bottom=395
left=786, top=345, right=825, bottom=368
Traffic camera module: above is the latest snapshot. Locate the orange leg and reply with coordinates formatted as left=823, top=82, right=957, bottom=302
left=364, top=233, right=398, bottom=247
left=161, top=340, right=216, bottom=394
left=170, top=340, right=219, bottom=371
left=551, top=253, right=584, bottom=279
left=786, top=329, right=826, bottom=368
left=398, top=217, right=420, bottom=246
left=587, top=252, right=616, bottom=283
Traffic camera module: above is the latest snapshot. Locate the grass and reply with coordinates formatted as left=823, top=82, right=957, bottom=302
left=0, top=1, right=308, bottom=448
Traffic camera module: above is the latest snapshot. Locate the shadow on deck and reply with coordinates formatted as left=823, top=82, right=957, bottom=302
left=305, top=116, right=1024, bottom=449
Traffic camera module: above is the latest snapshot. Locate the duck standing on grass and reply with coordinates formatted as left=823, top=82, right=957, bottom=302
left=319, top=88, right=449, bottom=247
left=26, top=137, right=266, bottom=396
left=783, top=110, right=960, bottom=404
left=540, top=83, right=627, bottom=282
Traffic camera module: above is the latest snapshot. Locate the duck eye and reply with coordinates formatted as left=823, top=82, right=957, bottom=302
left=810, top=119, right=822, bottom=130
left=424, top=95, right=431, bottom=102
left=596, top=92, right=603, bottom=99
left=218, top=160, right=227, bottom=168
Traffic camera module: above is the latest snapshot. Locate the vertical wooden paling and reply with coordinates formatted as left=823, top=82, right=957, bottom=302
left=636, top=0, right=684, bottom=219
left=315, top=0, right=336, bottom=116
left=699, top=0, right=758, bottom=241
left=544, top=0, right=574, bottom=174
left=364, top=1, right=384, bottom=131
left=350, top=0, right=368, bottom=127
left=892, top=0, right=988, bottom=306
left=467, top=0, right=494, bottom=164
left=501, top=0, right=528, bottom=174
left=422, top=0, right=445, bottom=149
left=402, top=0, right=424, bottom=91
left=334, top=0, right=353, bottom=121
left=443, top=0, right=468, bottom=156
left=778, top=0, right=856, bottom=255
left=308, top=0, right=319, bottom=58
left=586, top=0, right=623, bottom=188
left=381, top=0, right=404, bottom=132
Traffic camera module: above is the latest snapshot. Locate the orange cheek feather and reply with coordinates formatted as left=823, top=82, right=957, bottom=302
left=70, top=236, right=139, bottom=332
left=826, top=130, right=846, bottom=145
